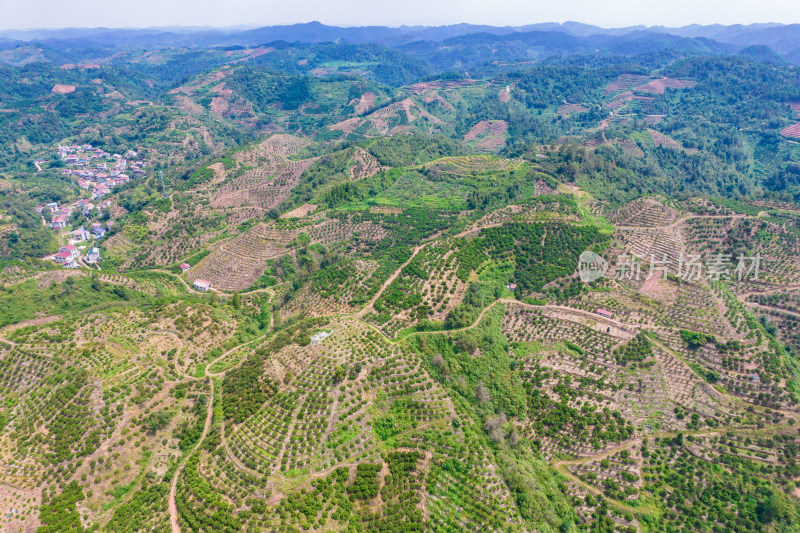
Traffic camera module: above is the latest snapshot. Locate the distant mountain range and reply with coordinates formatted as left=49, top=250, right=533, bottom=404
left=1, top=21, right=799, bottom=65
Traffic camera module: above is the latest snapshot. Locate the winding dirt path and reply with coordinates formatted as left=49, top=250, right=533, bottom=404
left=169, top=379, right=214, bottom=533
left=355, top=220, right=514, bottom=319
left=615, top=213, right=751, bottom=232
left=167, top=292, right=275, bottom=532
left=357, top=242, right=427, bottom=318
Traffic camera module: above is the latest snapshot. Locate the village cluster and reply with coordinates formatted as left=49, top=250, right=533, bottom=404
left=35, top=199, right=108, bottom=268
left=56, top=143, right=146, bottom=194
left=31, top=142, right=146, bottom=269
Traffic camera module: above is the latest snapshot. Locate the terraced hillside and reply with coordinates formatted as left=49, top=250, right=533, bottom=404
left=4, top=45, right=800, bottom=533
left=3, top=187, right=800, bottom=533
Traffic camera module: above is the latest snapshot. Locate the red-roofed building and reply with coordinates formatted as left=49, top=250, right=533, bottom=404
left=60, top=244, right=79, bottom=259
left=54, top=251, right=72, bottom=264
left=596, top=308, right=613, bottom=319
left=180, top=263, right=191, bottom=272
left=52, top=215, right=68, bottom=230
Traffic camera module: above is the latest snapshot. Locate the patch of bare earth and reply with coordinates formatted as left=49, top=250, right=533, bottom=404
left=353, top=92, right=376, bottom=114
left=477, top=121, right=508, bottom=150
left=35, top=269, right=86, bottom=289
left=187, top=222, right=299, bottom=291
left=604, top=74, right=651, bottom=94
left=209, top=96, right=229, bottom=119
left=236, top=46, right=274, bottom=61
left=422, top=89, right=455, bottom=111
left=464, top=121, right=491, bottom=141
left=51, top=84, right=76, bottom=94
left=1, top=315, right=62, bottom=337
left=640, top=274, right=678, bottom=305
left=635, top=78, right=697, bottom=94
left=0, top=483, right=40, bottom=532
left=280, top=204, right=317, bottom=219
left=210, top=156, right=316, bottom=221
left=330, top=98, right=438, bottom=137
left=328, top=117, right=362, bottom=135
left=256, top=134, right=311, bottom=157
left=607, top=90, right=653, bottom=110
left=782, top=123, right=800, bottom=139
left=610, top=138, right=644, bottom=157
left=498, top=86, right=511, bottom=103
left=558, top=103, right=589, bottom=116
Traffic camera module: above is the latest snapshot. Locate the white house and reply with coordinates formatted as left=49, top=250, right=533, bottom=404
left=193, top=279, right=213, bottom=292
left=86, top=247, right=100, bottom=264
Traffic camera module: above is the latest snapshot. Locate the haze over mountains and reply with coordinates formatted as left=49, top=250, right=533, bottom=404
left=1, top=21, right=800, bottom=65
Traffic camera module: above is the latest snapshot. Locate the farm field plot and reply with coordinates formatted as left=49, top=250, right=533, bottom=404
left=187, top=216, right=387, bottom=290
left=327, top=96, right=446, bottom=138
left=604, top=74, right=652, bottom=95
left=279, top=202, right=317, bottom=219
left=610, top=197, right=677, bottom=227
left=782, top=122, right=800, bottom=139
left=236, top=134, right=311, bottom=162
left=682, top=215, right=800, bottom=285
left=368, top=170, right=473, bottom=210
left=781, top=101, right=800, bottom=138
left=186, top=222, right=298, bottom=291
left=557, top=103, right=589, bottom=116
left=282, top=259, right=379, bottom=319
left=366, top=240, right=468, bottom=336
left=635, top=78, right=697, bottom=94
left=463, top=120, right=508, bottom=151
left=0, top=298, right=238, bottom=531
left=209, top=156, right=317, bottom=219
left=348, top=147, right=387, bottom=181
left=602, top=74, right=696, bottom=113
left=171, top=317, right=523, bottom=531
left=612, top=225, right=684, bottom=269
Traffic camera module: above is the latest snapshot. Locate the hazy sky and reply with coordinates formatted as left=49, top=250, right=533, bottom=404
left=1, top=0, right=799, bottom=30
